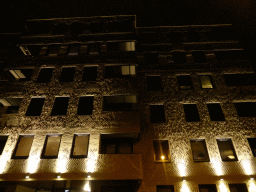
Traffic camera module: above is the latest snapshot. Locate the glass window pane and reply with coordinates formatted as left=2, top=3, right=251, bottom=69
left=37, top=68, right=54, bottom=83
left=13, top=136, right=34, bottom=158
left=25, top=98, right=45, bottom=116
left=217, top=139, right=237, bottom=161
left=183, top=104, right=200, bottom=122
left=190, top=140, right=209, bottom=162
left=153, top=140, right=170, bottom=161
left=72, top=134, right=89, bottom=157
left=200, top=76, right=213, bottom=88
left=43, top=135, right=61, bottom=158
left=199, top=184, right=217, bottom=192
left=247, top=138, right=256, bottom=157
left=0, top=136, right=8, bottom=155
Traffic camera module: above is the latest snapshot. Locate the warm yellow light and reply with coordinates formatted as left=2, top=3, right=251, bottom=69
left=241, top=159, right=253, bottom=175
left=211, top=159, right=223, bottom=176
left=57, top=154, right=68, bottom=173
left=161, top=156, right=165, bottom=160
left=218, top=181, right=229, bottom=192
left=248, top=180, right=256, bottom=192
left=87, top=159, right=96, bottom=173
left=27, top=155, right=40, bottom=173
left=181, top=182, right=190, bottom=192
left=177, top=160, right=186, bottom=177
left=228, top=155, right=235, bottom=159
left=0, top=153, right=10, bottom=173
left=83, top=181, right=91, bottom=192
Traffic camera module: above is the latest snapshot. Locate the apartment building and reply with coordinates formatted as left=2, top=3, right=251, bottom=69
left=0, top=15, right=255, bottom=192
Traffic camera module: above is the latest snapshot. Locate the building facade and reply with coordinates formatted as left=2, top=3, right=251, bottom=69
left=0, top=15, right=255, bottom=192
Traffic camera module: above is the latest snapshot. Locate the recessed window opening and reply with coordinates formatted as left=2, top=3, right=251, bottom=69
left=147, top=76, right=162, bottom=91
left=103, top=95, right=138, bottom=111
left=190, top=139, right=210, bottom=162
left=217, top=139, right=238, bottom=161
left=0, top=136, right=8, bottom=155
left=150, top=105, right=166, bottom=123
left=0, top=98, right=22, bottom=114
left=207, top=103, right=225, bottom=121
left=192, top=51, right=206, bottom=63
left=59, top=67, right=76, bottom=82
left=177, top=75, right=192, bottom=89
left=157, top=185, right=175, bottom=192
left=77, top=96, right=94, bottom=115
left=234, top=102, right=256, bottom=117
left=37, top=68, right=54, bottom=83
left=9, top=69, right=33, bottom=81
left=42, top=135, right=62, bottom=159
left=105, top=65, right=136, bottom=78
left=247, top=138, right=256, bottom=157
left=200, top=75, right=213, bottom=88
left=82, top=66, right=98, bottom=81
left=144, top=52, right=159, bottom=65
left=12, top=135, right=34, bottom=159
left=172, top=51, right=187, bottom=64
left=71, top=134, right=89, bottom=158
left=153, top=140, right=170, bottom=161
left=224, top=73, right=256, bottom=86
left=198, top=184, right=217, bottom=192
left=183, top=104, right=200, bottom=122
left=25, top=97, right=45, bottom=116
left=228, top=184, right=248, bottom=192
left=51, top=97, right=69, bottom=116
left=68, top=43, right=81, bottom=56
left=48, top=44, right=60, bottom=56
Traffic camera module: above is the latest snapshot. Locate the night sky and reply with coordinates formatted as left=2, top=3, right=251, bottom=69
left=1, top=0, right=255, bottom=67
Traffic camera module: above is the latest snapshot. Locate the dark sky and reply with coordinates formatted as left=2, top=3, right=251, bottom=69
left=1, top=0, right=255, bottom=65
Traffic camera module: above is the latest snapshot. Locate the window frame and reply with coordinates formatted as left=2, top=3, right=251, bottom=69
left=50, top=96, right=70, bottom=116
left=36, top=67, right=54, bottom=83
left=247, top=138, right=256, bottom=157
left=153, top=140, right=170, bottom=162
left=190, top=139, right=210, bottom=162
left=199, top=75, right=214, bottom=89
left=177, top=75, right=193, bottom=90
left=25, top=97, right=45, bottom=116
left=41, top=134, right=62, bottom=159
left=216, top=138, right=238, bottom=161
left=183, top=103, right=200, bottom=122
left=12, top=135, right=34, bottom=159
left=70, top=134, right=90, bottom=158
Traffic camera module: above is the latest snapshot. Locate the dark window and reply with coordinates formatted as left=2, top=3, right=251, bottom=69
left=144, top=53, right=159, bottom=65
left=88, top=43, right=100, bottom=54
left=25, top=98, right=45, bottom=116
left=59, top=67, right=76, bottom=82
left=12, top=135, right=34, bottom=159
left=185, top=31, right=202, bottom=42
left=217, top=139, right=238, bottom=161
left=36, top=68, right=54, bottom=83
left=71, top=134, right=89, bottom=158
left=103, top=95, right=138, bottom=111
left=51, top=97, right=69, bottom=116
left=19, top=45, right=42, bottom=56
left=172, top=51, right=187, bottom=64
left=8, top=69, right=33, bottom=81
left=214, top=50, right=246, bottom=60
left=48, top=44, right=60, bottom=56
left=150, top=105, right=166, bottom=123
left=247, top=138, right=256, bottom=157
left=82, top=66, right=98, bottom=81
left=104, top=65, right=136, bottom=78
left=229, top=184, right=248, bottom=192
left=0, top=136, right=8, bottom=155
left=77, top=96, right=94, bottom=115
left=183, top=104, right=200, bottom=122
left=190, top=139, right=210, bottom=162
left=157, top=185, right=175, bottom=192
left=147, top=76, right=162, bottom=91
left=168, top=32, right=183, bottom=44
left=200, top=75, right=213, bottom=88
left=42, top=135, right=61, bottom=159
left=224, top=73, right=256, bottom=86
left=153, top=140, right=170, bottom=161
left=0, top=98, right=22, bottom=114
left=100, top=134, right=133, bottom=154
left=192, top=51, right=207, bottom=63
left=207, top=103, right=225, bottom=121
left=234, top=102, right=256, bottom=117
left=177, top=75, right=192, bottom=89
left=68, top=43, right=80, bottom=56
left=198, top=184, right=217, bottom=192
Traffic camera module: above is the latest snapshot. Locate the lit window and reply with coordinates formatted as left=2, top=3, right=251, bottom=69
left=157, top=185, right=175, bottom=192
left=59, top=67, right=76, bottom=82
left=119, top=41, right=135, bottom=51
left=234, top=102, right=256, bottom=117
left=51, top=97, right=69, bottom=116
left=25, top=98, right=45, bottom=116
left=77, top=96, right=94, bottom=115
left=247, top=138, right=256, bottom=157
left=147, top=76, right=162, bottom=91
left=217, top=139, right=238, bottom=161
left=200, top=75, right=213, bottom=88
left=153, top=140, right=170, bottom=161
left=82, top=66, right=98, bottom=81
left=12, top=135, right=34, bottom=159
left=100, top=134, right=134, bottom=154
left=104, top=65, right=136, bottom=78
left=36, top=68, right=54, bottom=83
left=42, top=135, right=61, bottom=159
left=177, top=75, right=192, bottom=89
left=103, top=95, right=138, bottom=111
left=183, top=104, right=200, bottom=122
left=228, top=184, right=248, bottom=192
left=8, top=69, right=33, bottom=81
left=0, top=98, right=22, bottom=114
left=207, top=103, right=225, bottom=121
left=198, top=184, right=217, bottom=192
left=0, top=136, right=8, bottom=155
left=190, top=139, right=210, bottom=162
left=150, top=105, right=166, bottom=123
left=71, top=134, right=89, bottom=158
